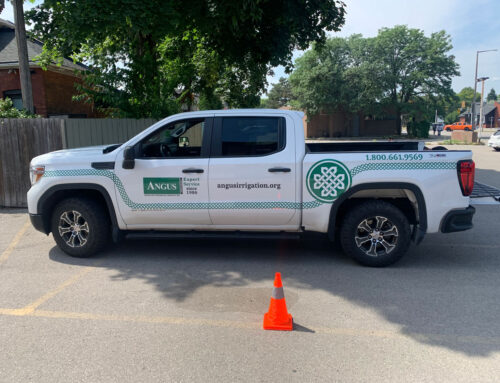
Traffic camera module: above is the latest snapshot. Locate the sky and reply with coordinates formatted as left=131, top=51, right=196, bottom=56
left=2, top=0, right=500, bottom=95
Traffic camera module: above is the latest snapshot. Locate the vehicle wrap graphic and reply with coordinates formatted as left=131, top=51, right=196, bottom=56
left=306, top=159, right=352, bottom=203
left=143, top=178, right=182, bottom=195
left=44, top=169, right=322, bottom=210
left=44, top=160, right=457, bottom=210
left=349, top=161, right=456, bottom=176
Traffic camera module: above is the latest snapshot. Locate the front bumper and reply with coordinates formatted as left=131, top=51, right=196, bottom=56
left=440, top=206, right=475, bottom=233
left=29, top=213, right=49, bottom=235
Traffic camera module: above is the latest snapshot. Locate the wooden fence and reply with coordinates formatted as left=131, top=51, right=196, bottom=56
left=0, top=118, right=157, bottom=208
left=0, top=119, right=64, bottom=208
left=64, top=118, right=156, bottom=148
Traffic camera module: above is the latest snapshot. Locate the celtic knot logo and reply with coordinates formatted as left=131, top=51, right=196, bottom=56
left=306, top=160, right=352, bottom=203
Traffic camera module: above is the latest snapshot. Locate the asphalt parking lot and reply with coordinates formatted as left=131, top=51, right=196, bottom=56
left=1, top=145, right=499, bottom=382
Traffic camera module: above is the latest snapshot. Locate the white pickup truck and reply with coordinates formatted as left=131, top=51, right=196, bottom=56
left=28, top=109, right=487, bottom=266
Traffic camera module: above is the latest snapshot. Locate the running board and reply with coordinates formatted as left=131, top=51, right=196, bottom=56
left=125, top=230, right=302, bottom=240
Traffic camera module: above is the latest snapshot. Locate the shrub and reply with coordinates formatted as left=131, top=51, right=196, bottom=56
left=407, top=120, right=429, bottom=138
left=0, top=98, right=40, bottom=118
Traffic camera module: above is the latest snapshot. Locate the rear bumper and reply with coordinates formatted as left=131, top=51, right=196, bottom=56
left=29, top=213, right=49, bottom=235
left=440, top=206, right=475, bottom=233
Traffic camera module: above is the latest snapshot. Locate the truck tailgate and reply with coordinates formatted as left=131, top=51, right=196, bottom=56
left=470, top=182, right=500, bottom=205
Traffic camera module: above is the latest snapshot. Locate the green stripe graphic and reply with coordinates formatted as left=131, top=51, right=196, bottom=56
left=44, top=169, right=322, bottom=210
left=44, top=161, right=455, bottom=211
left=350, top=161, right=455, bottom=176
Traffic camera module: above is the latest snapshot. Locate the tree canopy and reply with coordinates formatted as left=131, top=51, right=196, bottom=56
left=290, top=25, right=459, bottom=135
left=290, top=35, right=381, bottom=117
left=26, top=0, right=346, bottom=118
left=264, top=77, right=294, bottom=109
left=487, top=88, right=497, bottom=102
left=457, top=87, right=481, bottom=104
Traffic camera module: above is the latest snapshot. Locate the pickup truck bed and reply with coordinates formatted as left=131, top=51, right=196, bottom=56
left=307, top=141, right=420, bottom=152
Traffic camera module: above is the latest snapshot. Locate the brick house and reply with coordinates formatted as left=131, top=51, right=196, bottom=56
left=0, top=18, right=97, bottom=117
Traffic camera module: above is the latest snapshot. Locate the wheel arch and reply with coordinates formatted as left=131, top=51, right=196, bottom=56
left=328, top=182, right=427, bottom=243
left=36, top=183, right=118, bottom=235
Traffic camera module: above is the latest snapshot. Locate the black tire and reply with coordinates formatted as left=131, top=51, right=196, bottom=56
left=340, top=200, right=411, bottom=267
left=446, top=128, right=452, bottom=132
left=51, top=198, right=110, bottom=257
left=494, top=148, right=500, bottom=152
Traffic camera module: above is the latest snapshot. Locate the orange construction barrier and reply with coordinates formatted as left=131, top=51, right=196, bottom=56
left=263, top=272, right=293, bottom=331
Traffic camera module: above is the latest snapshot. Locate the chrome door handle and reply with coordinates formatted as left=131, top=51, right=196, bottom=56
left=182, top=168, right=204, bottom=173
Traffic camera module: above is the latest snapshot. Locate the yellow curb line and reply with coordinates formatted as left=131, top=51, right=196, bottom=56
left=0, top=219, right=30, bottom=267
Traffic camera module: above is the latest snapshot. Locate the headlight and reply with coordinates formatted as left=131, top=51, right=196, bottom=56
left=29, top=165, right=45, bottom=185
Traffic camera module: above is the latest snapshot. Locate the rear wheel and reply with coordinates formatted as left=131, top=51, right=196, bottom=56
left=340, top=200, right=411, bottom=267
left=446, top=128, right=452, bottom=132
left=51, top=198, right=110, bottom=257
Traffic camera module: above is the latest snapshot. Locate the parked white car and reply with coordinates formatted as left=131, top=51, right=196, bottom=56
left=27, top=109, right=497, bottom=267
left=488, top=130, right=500, bottom=151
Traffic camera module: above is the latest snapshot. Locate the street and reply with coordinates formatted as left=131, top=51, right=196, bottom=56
left=0, top=145, right=499, bottom=382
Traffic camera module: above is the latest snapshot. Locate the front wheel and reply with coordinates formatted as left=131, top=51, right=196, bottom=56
left=340, top=200, right=411, bottom=267
left=446, top=128, right=452, bottom=132
left=51, top=198, right=110, bottom=257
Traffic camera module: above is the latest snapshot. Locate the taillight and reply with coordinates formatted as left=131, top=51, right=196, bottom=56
left=457, top=160, right=475, bottom=196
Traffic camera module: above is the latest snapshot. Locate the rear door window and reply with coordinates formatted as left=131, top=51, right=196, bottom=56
left=216, top=117, right=285, bottom=157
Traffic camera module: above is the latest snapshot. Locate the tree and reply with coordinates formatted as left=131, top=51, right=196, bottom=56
left=445, top=110, right=459, bottom=124
left=290, top=36, right=382, bottom=117
left=290, top=26, right=458, bottom=133
left=487, top=88, right=497, bottom=102
left=457, top=87, right=481, bottom=104
left=290, top=27, right=459, bottom=136
left=26, top=0, right=346, bottom=118
left=0, top=0, right=5, bottom=14
left=372, top=26, right=459, bottom=134
left=12, top=0, right=35, bottom=113
left=266, top=78, right=293, bottom=109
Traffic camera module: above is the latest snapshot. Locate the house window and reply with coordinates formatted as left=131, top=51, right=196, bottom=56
left=3, top=90, right=23, bottom=110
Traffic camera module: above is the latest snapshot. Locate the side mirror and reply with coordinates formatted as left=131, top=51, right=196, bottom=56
left=122, top=146, right=135, bottom=169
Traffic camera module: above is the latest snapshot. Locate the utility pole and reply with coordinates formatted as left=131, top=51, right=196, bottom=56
left=12, top=0, right=34, bottom=114
left=471, top=49, right=497, bottom=130
left=477, top=77, right=489, bottom=142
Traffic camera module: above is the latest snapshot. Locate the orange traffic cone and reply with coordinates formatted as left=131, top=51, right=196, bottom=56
left=263, top=272, right=293, bottom=331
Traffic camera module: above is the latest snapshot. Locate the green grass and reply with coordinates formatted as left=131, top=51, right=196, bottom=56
left=437, top=139, right=484, bottom=145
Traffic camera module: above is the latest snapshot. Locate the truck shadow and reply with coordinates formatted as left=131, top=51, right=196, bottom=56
left=48, top=172, right=500, bottom=357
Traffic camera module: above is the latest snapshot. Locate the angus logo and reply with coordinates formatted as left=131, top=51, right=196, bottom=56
left=143, top=178, right=182, bottom=195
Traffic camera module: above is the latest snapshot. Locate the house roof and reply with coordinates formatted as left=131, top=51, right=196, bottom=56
left=0, top=18, right=86, bottom=72
left=459, top=102, right=496, bottom=117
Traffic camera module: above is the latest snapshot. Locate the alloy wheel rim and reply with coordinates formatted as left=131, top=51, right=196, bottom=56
left=58, top=210, right=90, bottom=248
left=354, top=216, right=398, bottom=257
